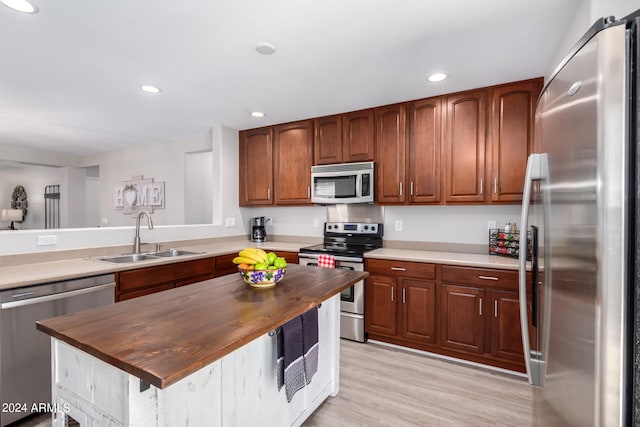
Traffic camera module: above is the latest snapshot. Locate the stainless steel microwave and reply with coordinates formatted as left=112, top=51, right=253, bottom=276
left=310, top=161, right=374, bottom=204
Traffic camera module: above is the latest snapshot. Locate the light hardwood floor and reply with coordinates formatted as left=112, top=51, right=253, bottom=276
left=12, top=340, right=535, bottom=427
left=303, top=340, right=535, bottom=426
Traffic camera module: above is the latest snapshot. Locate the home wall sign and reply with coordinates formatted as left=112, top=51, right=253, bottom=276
left=114, top=175, right=165, bottom=215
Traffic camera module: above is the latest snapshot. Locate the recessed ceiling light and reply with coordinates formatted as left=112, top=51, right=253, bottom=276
left=1, top=0, right=38, bottom=13
left=250, top=111, right=265, bottom=118
left=427, top=73, right=448, bottom=82
left=255, top=42, right=276, bottom=55
left=140, top=85, right=161, bottom=94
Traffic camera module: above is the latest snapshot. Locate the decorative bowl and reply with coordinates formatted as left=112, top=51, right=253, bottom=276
left=238, top=267, right=286, bottom=289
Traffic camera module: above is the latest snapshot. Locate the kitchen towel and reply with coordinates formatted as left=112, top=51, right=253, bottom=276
left=276, top=316, right=306, bottom=402
left=276, top=306, right=320, bottom=401
left=302, top=306, right=319, bottom=384
left=317, top=254, right=335, bottom=268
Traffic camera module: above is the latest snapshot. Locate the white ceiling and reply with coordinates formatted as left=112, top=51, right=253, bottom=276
left=0, top=0, right=581, bottom=156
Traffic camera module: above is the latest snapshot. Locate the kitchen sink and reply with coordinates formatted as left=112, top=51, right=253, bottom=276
left=153, top=249, right=203, bottom=257
left=97, top=254, right=159, bottom=263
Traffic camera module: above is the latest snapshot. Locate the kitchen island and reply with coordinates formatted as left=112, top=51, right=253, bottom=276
left=36, top=264, right=367, bottom=427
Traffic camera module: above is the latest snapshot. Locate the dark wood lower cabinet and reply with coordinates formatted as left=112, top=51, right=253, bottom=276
left=365, top=275, right=398, bottom=336
left=401, top=280, right=436, bottom=344
left=116, top=257, right=215, bottom=301
left=439, top=284, right=485, bottom=354
left=365, top=260, right=534, bottom=373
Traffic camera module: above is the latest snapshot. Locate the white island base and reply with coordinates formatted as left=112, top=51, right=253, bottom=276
left=50, top=295, right=340, bottom=427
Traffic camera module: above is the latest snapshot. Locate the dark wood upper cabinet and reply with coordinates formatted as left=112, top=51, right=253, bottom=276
left=489, top=78, right=543, bottom=202
left=239, top=127, right=273, bottom=206
left=443, top=89, right=488, bottom=203
left=375, top=104, right=406, bottom=204
left=408, top=97, right=442, bottom=203
left=343, top=109, right=374, bottom=162
left=313, top=115, right=343, bottom=165
left=273, top=120, right=313, bottom=205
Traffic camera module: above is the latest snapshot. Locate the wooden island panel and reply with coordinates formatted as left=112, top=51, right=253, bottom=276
left=37, top=264, right=367, bottom=389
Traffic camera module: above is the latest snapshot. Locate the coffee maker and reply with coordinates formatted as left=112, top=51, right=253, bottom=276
left=250, top=216, right=266, bottom=242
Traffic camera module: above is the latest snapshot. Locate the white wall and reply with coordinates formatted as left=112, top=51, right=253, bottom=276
left=0, top=162, right=63, bottom=230
left=0, top=125, right=243, bottom=255
left=241, top=204, right=520, bottom=245
left=547, top=0, right=639, bottom=78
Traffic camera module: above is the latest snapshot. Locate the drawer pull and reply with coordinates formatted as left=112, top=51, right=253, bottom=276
left=478, top=275, right=498, bottom=281
left=391, top=267, right=407, bottom=271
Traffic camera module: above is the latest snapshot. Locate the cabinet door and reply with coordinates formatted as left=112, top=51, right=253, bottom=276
left=443, top=89, right=487, bottom=203
left=375, top=104, right=406, bottom=204
left=342, top=110, right=374, bottom=162
left=440, top=283, right=485, bottom=353
left=313, top=115, right=343, bottom=165
left=273, top=120, right=313, bottom=205
left=490, top=79, right=543, bottom=202
left=408, top=97, right=442, bottom=203
left=239, top=128, right=273, bottom=206
left=491, top=289, right=537, bottom=362
left=365, top=275, right=397, bottom=336
left=401, top=280, right=436, bottom=344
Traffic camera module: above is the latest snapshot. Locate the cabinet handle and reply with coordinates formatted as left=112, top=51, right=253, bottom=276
left=478, top=275, right=498, bottom=281
left=307, top=186, right=310, bottom=198
left=390, top=267, right=407, bottom=271
left=494, top=300, right=498, bottom=317
left=479, top=298, right=483, bottom=316
left=402, top=288, right=406, bottom=304
left=480, top=178, right=483, bottom=195
left=494, top=177, right=498, bottom=194
left=267, top=188, right=271, bottom=200
left=399, top=182, right=403, bottom=197
left=391, top=287, right=395, bottom=302
left=410, top=181, right=414, bottom=196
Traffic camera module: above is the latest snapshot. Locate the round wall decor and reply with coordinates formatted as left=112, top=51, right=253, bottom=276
left=11, top=185, right=28, bottom=220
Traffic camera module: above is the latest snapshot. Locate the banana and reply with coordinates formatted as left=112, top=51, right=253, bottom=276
left=233, top=256, right=258, bottom=265
left=250, top=248, right=269, bottom=262
left=241, top=248, right=268, bottom=263
left=238, top=250, right=264, bottom=264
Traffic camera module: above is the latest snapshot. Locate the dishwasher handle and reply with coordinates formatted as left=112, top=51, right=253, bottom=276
left=0, top=283, right=115, bottom=310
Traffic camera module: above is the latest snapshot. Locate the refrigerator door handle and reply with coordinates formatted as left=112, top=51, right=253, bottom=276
left=519, top=153, right=542, bottom=385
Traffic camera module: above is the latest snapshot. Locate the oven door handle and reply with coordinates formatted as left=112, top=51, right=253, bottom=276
left=298, top=253, right=364, bottom=263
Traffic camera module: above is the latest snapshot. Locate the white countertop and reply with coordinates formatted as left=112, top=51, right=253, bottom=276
left=0, top=239, right=523, bottom=290
left=365, top=248, right=521, bottom=270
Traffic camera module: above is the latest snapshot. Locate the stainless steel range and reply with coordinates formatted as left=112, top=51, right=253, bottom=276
left=299, top=222, right=383, bottom=342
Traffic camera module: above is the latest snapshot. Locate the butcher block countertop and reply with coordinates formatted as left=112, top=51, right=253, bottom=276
left=36, top=264, right=367, bottom=389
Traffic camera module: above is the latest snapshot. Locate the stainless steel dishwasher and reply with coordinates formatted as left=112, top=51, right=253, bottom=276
left=0, top=274, right=115, bottom=426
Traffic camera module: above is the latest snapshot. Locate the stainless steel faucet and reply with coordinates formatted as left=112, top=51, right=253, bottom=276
left=133, top=210, right=153, bottom=254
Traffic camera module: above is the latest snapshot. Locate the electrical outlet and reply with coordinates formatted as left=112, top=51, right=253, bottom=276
left=37, top=235, right=57, bottom=246
left=313, top=218, right=319, bottom=228
left=395, top=220, right=403, bottom=232
left=225, top=217, right=235, bottom=227
left=488, top=220, right=496, bottom=230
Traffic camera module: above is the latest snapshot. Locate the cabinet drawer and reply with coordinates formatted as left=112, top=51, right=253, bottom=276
left=366, top=259, right=435, bottom=280
left=441, top=265, right=518, bottom=289
left=118, top=258, right=214, bottom=292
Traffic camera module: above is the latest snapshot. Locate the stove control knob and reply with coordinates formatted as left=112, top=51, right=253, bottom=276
left=370, top=225, right=376, bottom=232
left=363, top=225, right=369, bottom=231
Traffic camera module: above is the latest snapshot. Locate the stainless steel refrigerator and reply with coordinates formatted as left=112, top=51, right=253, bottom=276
left=518, top=10, right=640, bottom=426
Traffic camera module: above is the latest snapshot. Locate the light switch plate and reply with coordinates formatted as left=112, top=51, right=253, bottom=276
left=395, top=220, right=403, bottom=232
left=313, top=218, right=320, bottom=228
